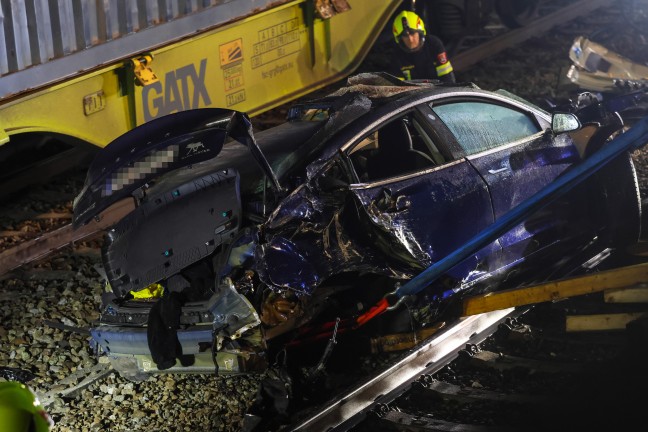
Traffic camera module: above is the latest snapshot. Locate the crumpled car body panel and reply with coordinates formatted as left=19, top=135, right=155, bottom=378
left=73, top=73, right=641, bottom=374
left=73, top=109, right=272, bottom=227
left=567, top=36, right=648, bottom=93
left=102, top=166, right=242, bottom=297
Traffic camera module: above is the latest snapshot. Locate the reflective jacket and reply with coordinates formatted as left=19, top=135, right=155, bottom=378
left=392, top=35, right=455, bottom=83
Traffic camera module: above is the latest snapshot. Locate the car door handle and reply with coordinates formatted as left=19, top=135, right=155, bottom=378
left=376, top=193, right=410, bottom=212
left=488, top=167, right=508, bottom=174
left=395, top=195, right=410, bottom=211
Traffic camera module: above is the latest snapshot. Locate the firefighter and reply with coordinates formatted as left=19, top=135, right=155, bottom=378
left=391, top=10, right=456, bottom=83
left=0, top=381, right=52, bottom=432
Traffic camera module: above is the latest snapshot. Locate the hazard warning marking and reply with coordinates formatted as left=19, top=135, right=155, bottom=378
left=220, top=39, right=243, bottom=67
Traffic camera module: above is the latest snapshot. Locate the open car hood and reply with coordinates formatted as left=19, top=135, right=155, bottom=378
left=73, top=109, right=279, bottom=227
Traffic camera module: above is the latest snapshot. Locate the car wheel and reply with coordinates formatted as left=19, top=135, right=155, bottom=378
left=593, top=152, right=642, bottom=246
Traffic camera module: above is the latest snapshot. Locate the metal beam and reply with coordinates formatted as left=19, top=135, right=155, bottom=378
left=463, top=262, right=648, bottom=316
left=566, top=312, right=648, bottom=332
left=390, top=115, right=648, bottom=303
left=289, top=308, right=515, bottom=431
left=453, top=0, right=610, bottom=72
left=0, top=198, right=135, bottom=277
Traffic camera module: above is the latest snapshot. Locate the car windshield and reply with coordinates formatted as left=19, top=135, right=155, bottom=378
left=433, top=101, right=541, bottom=155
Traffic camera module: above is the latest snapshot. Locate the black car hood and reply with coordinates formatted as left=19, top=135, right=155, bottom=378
left=73, top=109, right=278, bottom=227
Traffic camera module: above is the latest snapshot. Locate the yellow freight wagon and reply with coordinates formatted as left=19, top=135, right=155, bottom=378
left=0, top=0, right=400, bottom=177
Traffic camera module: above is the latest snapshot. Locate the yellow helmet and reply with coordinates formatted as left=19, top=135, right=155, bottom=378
left=392, top=10, right=426, bottom=44
left=0, top=381, right=52, bottom=432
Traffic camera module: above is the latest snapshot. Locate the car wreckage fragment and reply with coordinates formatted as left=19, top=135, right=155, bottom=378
left=72, top=73, right=646, bottom=378
left=567, top=36, right=648, bottom=93
left=92, top=280, right=264, bottom=376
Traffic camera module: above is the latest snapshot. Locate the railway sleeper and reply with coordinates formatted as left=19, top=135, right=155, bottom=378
left=410, top=376, right=562, bottom=405
left=465, top=349, right=602, bottom=374
left=364, top=409, right=514, bottom=431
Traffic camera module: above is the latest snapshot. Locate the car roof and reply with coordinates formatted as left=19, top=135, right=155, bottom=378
left=305, top=72, right=478, bottom=111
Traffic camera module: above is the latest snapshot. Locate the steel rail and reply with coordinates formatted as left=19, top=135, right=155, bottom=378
left=288, top=307, right=517, bottom=431
left=453, top=0, right=610, bottom=72
left=0, top=147, right=93, bottom=200
left=0, top=198, right=135, bottom=276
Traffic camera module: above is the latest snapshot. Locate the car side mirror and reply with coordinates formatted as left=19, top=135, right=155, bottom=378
left=551, top=112, right=581, bottom=134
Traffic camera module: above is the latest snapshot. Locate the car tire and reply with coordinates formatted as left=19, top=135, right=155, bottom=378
left=592, top=152, right=642, bottom=246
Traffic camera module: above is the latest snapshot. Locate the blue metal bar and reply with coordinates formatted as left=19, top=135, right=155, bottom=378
left=393, top=116, right=648, bottom=299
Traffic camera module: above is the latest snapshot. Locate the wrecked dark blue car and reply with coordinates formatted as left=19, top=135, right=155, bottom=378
left=73, top=73, right=641, bottom=377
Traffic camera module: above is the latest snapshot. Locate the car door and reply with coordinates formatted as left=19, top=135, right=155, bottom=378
left=429, top=96, right=581, bottom=262
left=344, top=108, right=500, bottom=282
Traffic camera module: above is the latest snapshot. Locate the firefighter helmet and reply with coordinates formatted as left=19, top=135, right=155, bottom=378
left=392, top=10, right=426, bottom=51
left=0, top=381, right=52, bottom=432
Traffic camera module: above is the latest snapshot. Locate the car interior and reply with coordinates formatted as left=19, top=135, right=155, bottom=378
left=349, top=113, right=440, bottom=182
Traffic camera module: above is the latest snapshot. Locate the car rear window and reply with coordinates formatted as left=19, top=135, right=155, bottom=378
left=432, top=101, right=540, bottom=155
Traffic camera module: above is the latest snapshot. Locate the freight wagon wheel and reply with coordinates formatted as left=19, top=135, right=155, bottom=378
left=495, top=0, right=540, bottom=29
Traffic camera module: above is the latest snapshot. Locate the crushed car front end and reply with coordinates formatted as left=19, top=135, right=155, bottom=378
left=74, top=107, right=335, bottom=376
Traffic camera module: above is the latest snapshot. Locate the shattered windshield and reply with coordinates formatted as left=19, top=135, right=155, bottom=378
left=432, top=101, right=541, bottom=155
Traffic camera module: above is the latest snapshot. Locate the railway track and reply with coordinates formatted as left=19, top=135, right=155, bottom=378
left=0, top=147, right=95, bottom=202
left=451, top=0, right=611, bottom=71
left=278, top=291, right=647, bottom=431
left=285, top=308, right=519, bottom=431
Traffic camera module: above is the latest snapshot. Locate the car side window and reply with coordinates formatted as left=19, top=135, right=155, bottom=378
left=349, top=114, right=438, bottom=182
left=431, top=101, right=541, bottom=155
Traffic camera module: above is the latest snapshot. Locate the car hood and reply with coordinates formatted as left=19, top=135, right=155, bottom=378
left=73, top=109, right=278, bottom=227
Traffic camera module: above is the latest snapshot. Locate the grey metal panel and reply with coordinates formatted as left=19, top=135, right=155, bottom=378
left=0, top=0, right=224, bottom=76
left=116, top=0, right=127, bottom=36
left=136, top=0, right=147, bottom=28
left=34, top=0, right=54, bottom=64
left=95, top=0, right=108, bottom=44
left=48, top=0, right=63, bottom=58
left=71, top=0, right=85, bottom=50
left=1, top=1, right=18, bottom=73
left=157, top=0, right=167, bottom=23
left=124, top=1, right=137, bottom=32
left=0, top=15, right=5, bottom=75
left=0, top=0, right=289, bottom=101
left=25, top=0, right=41, bottom=66
left=167, top=0, right=178, bottom=19
left=55, top=1, right=73, bottom=55
left=82, top=0, right=99, bottom=47
left=11, top=1, right=30, bottom=71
